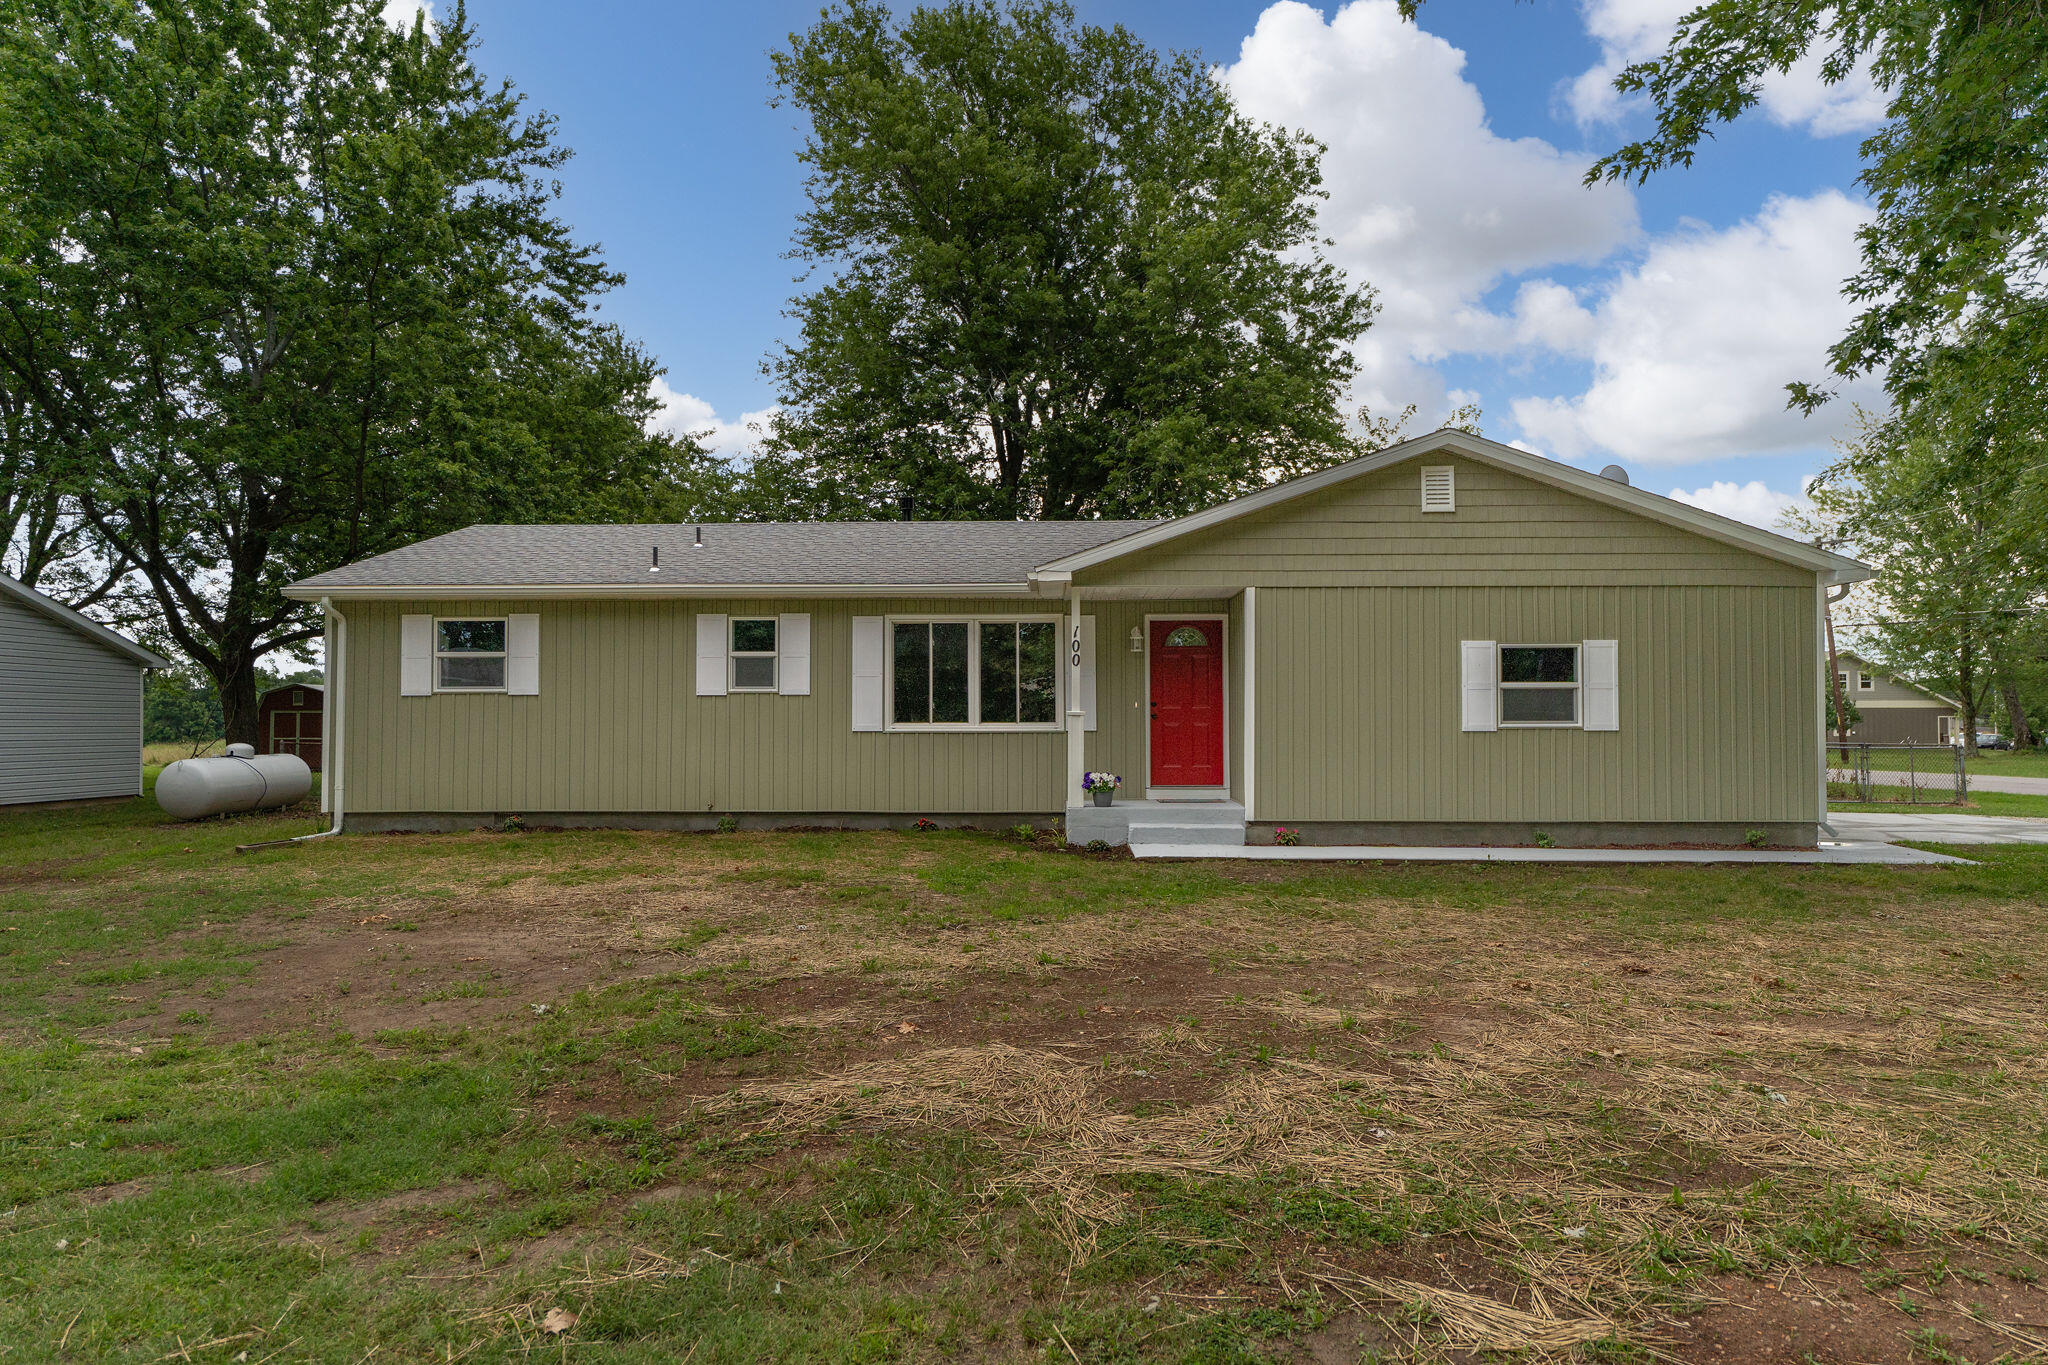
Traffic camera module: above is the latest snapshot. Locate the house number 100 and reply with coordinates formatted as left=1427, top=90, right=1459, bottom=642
left=1069, top=627, right=1082, bottom=669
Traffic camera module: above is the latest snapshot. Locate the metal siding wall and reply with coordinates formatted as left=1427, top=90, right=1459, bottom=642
left=0, top=594, right=145, bottom=804
left=344, top=597, right=1090, bottom=814
left=1079, top=459, right=1815, bottom=592
left=1256, top=585, right=1816, bottom=823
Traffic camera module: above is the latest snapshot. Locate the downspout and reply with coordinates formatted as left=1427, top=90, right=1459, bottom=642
left=1819, top=579, right=1852, bottom=840
left=294, top=596, right=345, bottom=842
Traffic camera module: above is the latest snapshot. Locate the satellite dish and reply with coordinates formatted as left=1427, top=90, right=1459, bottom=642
left=1598, top=463, right=1630, bottom=486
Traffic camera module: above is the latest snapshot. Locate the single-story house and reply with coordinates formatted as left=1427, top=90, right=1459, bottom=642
left=1, top=571, right=169, bottom=806
left=284, top=430, right=1870, bottom=848
left=1832, top=650, right=1963, bottom=745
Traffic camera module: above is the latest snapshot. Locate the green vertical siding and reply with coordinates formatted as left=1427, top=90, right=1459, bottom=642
left=1077, top=458, right=1814, bottom=590
left=1253, top=585, right=1817, bottom=823
left=343, top=598, right=1076, bottom=815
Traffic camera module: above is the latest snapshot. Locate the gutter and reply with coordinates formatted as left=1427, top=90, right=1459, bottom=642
left=293, top=596, right=345, bottom=843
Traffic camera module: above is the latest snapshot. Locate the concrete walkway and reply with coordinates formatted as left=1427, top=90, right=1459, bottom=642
left=1130, top=841, right=1967, bottom=865
left=1828, top=811, right=2048, bottom=845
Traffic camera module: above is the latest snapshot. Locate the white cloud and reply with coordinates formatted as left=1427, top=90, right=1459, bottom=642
left=1510, top=190, right=1874, bottom=463
left=1667, top=479, right=1808, bottom=531
left=1566, top=0, right=1886, bottom=137
left=1219, top=1, right=1638, bottom=418
left=646, top=378, right=777, bottom=459
left=380, top=0, right=433, bottom=30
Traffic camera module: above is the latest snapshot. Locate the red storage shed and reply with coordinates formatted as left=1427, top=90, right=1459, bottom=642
left=257, top=682, right=324, bottom=770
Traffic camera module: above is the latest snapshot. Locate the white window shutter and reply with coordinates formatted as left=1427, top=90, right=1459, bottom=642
left=1080, top=615, right=1098, bottom=732
left=1582, top=639, right=1619, bottom=731
left=505, top=613, right=540, bottom=695
left=850, top=616, right=884, bottom=730
left=1460, top=640, right=1497, bottom=732
left=778, top=613, right=811, bottom=695
left=401, top=614, right=433, bottom=696
left=695, top=613, right=728, bottom=697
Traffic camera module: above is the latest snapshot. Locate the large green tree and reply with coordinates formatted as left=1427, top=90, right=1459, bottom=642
left=761, top=0, right=1375, bottom=521
left=1806, top=406, right=2037, bottom=753
left=0, top=0, right=706, bottom=741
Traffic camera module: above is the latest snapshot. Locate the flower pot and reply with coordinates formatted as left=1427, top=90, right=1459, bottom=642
left=1091, top=789, right=1114, bottom=807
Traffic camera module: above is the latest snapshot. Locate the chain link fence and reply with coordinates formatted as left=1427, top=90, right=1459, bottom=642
left=1826, top=743, right=1969, bottom=805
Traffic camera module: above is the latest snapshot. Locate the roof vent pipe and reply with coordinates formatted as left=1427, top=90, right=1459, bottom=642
left=650, top=544, right=660, bottom=572
left=693, top=525, right=703, bottom=547
left=1598, top=464, right=1630, bottom=486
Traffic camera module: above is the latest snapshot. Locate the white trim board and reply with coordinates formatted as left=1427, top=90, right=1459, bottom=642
left=1029, top=429, right=1872, bottom=586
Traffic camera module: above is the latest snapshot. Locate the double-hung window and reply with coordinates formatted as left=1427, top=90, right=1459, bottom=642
left=729, top=618, right=778, bottom=691
left=1498, top=645, right=1579, bottom=726
left=890, top=618, right=1059, bottom=728
left=435, top=619, right=507, bottom=691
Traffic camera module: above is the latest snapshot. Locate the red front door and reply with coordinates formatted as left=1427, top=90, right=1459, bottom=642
left=1149, top=619, right=1225, bottom=788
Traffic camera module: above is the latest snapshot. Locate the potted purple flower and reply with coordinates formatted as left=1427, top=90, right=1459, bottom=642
left=1082, top=772, right=1122, bottom=807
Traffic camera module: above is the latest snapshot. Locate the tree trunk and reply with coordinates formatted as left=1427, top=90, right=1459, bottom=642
left=2003, top=679, right=2033, bottom=749
left=218, top=644, right=264, bottom=748
left=1957, top=639, right=1978, bottom=757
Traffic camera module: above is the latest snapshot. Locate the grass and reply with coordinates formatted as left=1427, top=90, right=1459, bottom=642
left=5, top=791, right=2048, bottom=1361
left=1963, top=749, right=2048, bottom=780
left=1830, top=791, right=2048, bottom=819
left=141, top=739, right=225, bottom=766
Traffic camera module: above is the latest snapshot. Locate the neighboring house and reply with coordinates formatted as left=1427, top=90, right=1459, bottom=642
left=285, top=430, right=1870, bottom=848
left=257, top=682, right=325, bottom=770
left=1, top=572, right=169, bottom=806
left=1831, top=650, right=1963, bottom=745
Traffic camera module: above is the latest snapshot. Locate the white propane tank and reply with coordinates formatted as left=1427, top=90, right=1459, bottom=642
left=156, top=744, right=313, bottom=820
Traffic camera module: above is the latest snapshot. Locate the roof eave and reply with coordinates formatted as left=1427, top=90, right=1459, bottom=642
left=0, top=573, right=170, bottom=669
left=283, top=581, right=1044, bottom=601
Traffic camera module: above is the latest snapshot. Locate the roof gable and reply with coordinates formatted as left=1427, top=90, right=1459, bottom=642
left=0, top=573, right=168, bottom=669
left=1030, top=430, right=1871, bottom=585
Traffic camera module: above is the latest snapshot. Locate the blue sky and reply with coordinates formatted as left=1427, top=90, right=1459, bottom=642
left=437, top=0, right=1884, bottom=528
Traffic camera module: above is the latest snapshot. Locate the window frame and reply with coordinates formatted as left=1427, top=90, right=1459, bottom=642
left=432, top=616, right=509, bottom=693
left=884, top=614, right=1066, bottom=732
left=1856, top=670, right=1875, bottom=691
left=728, top=616, right=780, bottom=693
left=1496, top=642, right=1581, bottom=728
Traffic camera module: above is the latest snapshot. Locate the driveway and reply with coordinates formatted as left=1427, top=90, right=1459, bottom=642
left=1829, top=811, right=2048, bottom=845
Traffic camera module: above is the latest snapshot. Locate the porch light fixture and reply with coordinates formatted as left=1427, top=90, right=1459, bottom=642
left=1128, top=627, right=1144, bottom=652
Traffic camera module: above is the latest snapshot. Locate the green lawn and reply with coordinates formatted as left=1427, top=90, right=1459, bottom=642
left=1965, top=749, right=2048, bottom=780
left=5, top=792, right=2048, bottom=1362
left=1831, top=790, right=2048, bottom=819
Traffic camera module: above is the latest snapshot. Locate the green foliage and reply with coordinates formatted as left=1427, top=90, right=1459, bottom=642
left=0, top=0, right=711, bottom=740
left=759, top=0, right=1375, bottom=521
left=1805, top=408, right=2038, bottom=750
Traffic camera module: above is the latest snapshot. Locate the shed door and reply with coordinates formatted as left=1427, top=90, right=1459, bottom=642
left=1149, top=620, right=1225, bottom=788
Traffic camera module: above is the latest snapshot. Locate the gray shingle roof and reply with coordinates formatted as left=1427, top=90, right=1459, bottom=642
left=290, top=521, right=1160, bottom=592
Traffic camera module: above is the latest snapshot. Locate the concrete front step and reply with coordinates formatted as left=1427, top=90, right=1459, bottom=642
left=1126, top=822, right=1247, bottom=847
left=1067, top=799, right=1245, bottom=847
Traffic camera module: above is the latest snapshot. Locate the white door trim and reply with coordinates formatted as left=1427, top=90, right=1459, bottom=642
left=1142, top=613, right=1231, bottom=800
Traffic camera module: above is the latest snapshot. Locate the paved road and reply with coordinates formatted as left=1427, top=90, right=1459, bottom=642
left=1966, top=772, right=2048, bottom=795
left=1829, top=811, right=2048, bottom=845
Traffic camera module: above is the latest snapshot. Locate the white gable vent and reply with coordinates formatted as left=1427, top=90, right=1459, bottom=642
left=1420, top=465, right=1455, bottom=512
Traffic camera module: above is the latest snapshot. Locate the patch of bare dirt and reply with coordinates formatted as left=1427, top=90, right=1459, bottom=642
left=1667, top=1257, right=2048, bottom=1363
